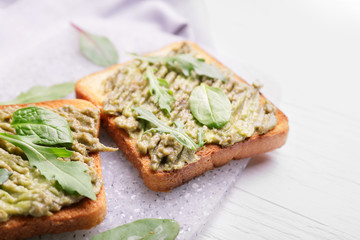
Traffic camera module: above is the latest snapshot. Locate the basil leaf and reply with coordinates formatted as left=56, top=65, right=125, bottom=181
left=189, top=83, right=231, bottom=129
left=133, top=54, right=225, bottom=81
left=92, top=218, right=179, bottom=240
left=146, top=67, right=175, bottom=114
left=134, top=107, right=199, bottom=150
left=11, top=107, right=73, bottom=147
left=0, top=82, right=75, bottom=105
left=72, top=23, right=118, bottom=67
left=0, top=133, right=95, bottom=200
left=0, top=168, right=12, bottom=185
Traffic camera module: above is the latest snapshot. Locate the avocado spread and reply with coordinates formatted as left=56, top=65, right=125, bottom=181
left=0, top=105, right=111, bottom=222
left=103, top=43, right=277, bottom=172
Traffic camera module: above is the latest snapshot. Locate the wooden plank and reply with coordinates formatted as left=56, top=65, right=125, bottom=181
left=200, top=100, right=360, bottom=239
left=199, top=188, right=358, bottom=240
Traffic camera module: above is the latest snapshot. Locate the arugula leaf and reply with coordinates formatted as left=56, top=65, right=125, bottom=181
left=167, top=54, right=225, bottom=80
left=0, top=82, right=75, bottom=105
left=0, top=133, right=95, bottom=200
left=11, top=107, right=73, bottom=147
left=197, top=127, right=205, bottom=148
left=189, top=83, right=232, bottom=129
left=71, top=23, right=118, bottom=67
left=146, top=67, right=175, bottom=114
left=92, top=218, right=180, bottom=240
left=0, top=168, right=12, bottom=185
left=134, top=107, right=199, bottom=150
left=133, top=54, right=226, bottom=81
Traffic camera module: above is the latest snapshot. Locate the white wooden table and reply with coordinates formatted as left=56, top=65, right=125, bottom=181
left=199, top=1, right=360, bottom=239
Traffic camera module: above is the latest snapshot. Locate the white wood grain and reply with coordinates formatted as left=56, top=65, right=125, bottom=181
left=199, top=0, right=360, bottom=239
left=198, top=100, right=360, bottom=239
left=199, top=189, right=358, bottom=240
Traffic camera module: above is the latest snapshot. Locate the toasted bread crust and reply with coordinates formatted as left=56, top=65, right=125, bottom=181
left=76, top=41, right=289, bottom=192
left=0, top=99, right=106, bottom=240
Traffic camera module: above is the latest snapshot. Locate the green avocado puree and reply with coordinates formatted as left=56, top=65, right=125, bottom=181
left=103, top=43, right=277, bottom=172
left=0, top=105, right=110, bottom=222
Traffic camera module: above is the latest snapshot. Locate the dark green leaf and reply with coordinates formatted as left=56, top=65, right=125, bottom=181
left=92, top=218, right=180, bottom=240
left=0, top=168, right=12, bottom=185
left=0, top=133, right=95, bottom=200
left=189, top=83, right=231, bottom=129
left=134, top=107, right=199, bottom=150
left=146, top=67, right=175, bottom=114
left=72, top=23, right=118, bottom=67
left=133, top=54, right=226, bottom=81
left=0, top=82, right=75, bottom=105
left=11, top=107, right=73, bottom=147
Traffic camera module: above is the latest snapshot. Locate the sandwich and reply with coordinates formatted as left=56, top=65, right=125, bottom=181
left=76, top=41, right=289, bottom=192
left=0, top=99, right=113, bottom=240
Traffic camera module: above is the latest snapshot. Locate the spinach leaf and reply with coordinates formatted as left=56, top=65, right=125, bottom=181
left=92, top=218, right=179, bottom=240
left=133, top=54, right=226, bottom=81
left=0, top=133, right=96, bottom=200
left=11, top=107, right=73, bottom=147
left=71, top=23, right=118, bottom=67
left=189, top=83, right=231, bottom=129
left=0, top=82, right=75, bottom=105
left=146, top=67, right=174, bottom=114
left=0, top=168, right=12, bottom=185
left=134, top=107, right=199, bottom=150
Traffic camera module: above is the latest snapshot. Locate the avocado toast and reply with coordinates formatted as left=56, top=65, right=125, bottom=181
left=76, top=41, right=289, bottom=192
left=0, top=99, right=111, bottom=240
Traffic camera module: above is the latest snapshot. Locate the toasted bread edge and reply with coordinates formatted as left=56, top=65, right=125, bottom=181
left=75, top=41, right=289, bottom=192
left=0, top=99, right=106, bottom=240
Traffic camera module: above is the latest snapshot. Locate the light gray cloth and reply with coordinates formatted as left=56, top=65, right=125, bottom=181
left=0, top=0, right=210, bottom=99
left=0, top=2, right=249, bottom=240
left=0, top=0, right=212, bottom=82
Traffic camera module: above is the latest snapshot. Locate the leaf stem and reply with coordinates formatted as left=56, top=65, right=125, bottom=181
left=70, top=22, right=86, bottom=34
left=70, top=22, right=118, bottom=66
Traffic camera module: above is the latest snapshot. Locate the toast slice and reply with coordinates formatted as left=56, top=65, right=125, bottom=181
left=0, top=99, right=106, bottom=240
left=76, top=41, right=289, bottom=192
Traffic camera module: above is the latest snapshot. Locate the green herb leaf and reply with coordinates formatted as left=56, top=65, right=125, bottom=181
left=134, top=107, right=199, bottom=150
left=146, top=67, right=175, bottom=114
left=134, top=54, right=225, bottom=81
left=0, top=82, right=75, bottom=105
left=72, top=23, right=118, bottom=67
left=197, top=127, right=205, bottom=148
left=0, top=133, right=95, bottom=200
left=167, top=54, right=225, bottom=80
left=11, top=107, right=73, bottom=147
left=92, top=218, right=180, bottom=240
left=189, top=83, right=231, bottom=129
left=0, top=168, right=12, bottom=185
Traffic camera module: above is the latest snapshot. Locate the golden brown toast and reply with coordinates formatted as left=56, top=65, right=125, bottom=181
left=76, top=41, right=289, bottom=192
left=0, top=99, right=106, bottom=240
